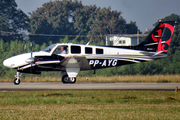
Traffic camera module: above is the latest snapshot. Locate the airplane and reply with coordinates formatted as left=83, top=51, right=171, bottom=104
left=3, top=20, right=176, bottom=85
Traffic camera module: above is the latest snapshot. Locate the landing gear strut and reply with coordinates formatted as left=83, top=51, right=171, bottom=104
left=62, top=75, right=76, bottom=84
left=14, top=71, right=21, bottom=85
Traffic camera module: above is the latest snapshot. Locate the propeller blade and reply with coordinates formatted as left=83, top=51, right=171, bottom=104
left=30, top=42, right=33, bottom=73
left=24, top=43, right=26, bottom=53
left=30, top=42, right=32, bottom=58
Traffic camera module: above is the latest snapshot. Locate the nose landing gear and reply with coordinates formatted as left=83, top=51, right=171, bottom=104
left=14, top=71, right=21, bottom=85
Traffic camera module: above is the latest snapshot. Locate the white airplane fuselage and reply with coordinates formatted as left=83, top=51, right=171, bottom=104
left=3, top=43, right=166, bottom=72
left=3, top=21, right=176, bottom=84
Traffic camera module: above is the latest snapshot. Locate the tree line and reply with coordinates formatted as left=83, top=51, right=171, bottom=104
left=0, top=0, right=180, bottom=78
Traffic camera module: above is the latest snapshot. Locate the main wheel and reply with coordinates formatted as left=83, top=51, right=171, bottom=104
left=62, top=75, right=69, bottom=84
left=69, top=77, right=76, bottom=84
left=14, top=78, right=20, bottom=85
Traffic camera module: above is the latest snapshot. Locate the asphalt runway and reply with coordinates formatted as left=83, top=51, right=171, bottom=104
left=0, top=82, right=179, bottom=91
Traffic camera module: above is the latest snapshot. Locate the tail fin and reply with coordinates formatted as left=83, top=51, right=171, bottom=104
left=137, top=20, right=176, bottom=54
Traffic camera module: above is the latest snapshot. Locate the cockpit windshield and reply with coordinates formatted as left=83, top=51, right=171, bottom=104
left=42, top=44, right=56, bottom=52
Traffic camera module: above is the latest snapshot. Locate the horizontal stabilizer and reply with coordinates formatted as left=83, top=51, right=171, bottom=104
left=145, top=41, right=166, bottom=46
left=153, top=51, right=164, bottom=56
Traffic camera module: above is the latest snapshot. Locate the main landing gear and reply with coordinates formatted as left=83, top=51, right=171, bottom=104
left=62, top=75, right=76, bottom=84
left=14, top=71, right=21, bottom=85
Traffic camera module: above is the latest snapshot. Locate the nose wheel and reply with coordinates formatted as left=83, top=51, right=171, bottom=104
left=14, top=71, right=21, bottom=85
left=14, top=78, right=20, bottom=85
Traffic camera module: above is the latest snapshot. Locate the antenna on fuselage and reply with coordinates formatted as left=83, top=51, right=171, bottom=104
left=86, top=39, right=91, bottom=45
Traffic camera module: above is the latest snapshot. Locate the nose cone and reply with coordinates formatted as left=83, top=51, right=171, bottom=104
left=3, top=53, right=31, bottom=68
left=3, top=58, right=14, bottom=68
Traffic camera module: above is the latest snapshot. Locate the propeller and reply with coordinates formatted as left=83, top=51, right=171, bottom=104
left=25, top=41, right=35, bottom=73
left=30, top=42, right=32, bottom=58
left=22, top=33, right=36, bottom=73
left=23, top=33, right=28, bottom=53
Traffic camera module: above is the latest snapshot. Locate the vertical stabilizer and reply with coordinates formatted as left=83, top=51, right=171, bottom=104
left=137, top=20, right=176, bottom=53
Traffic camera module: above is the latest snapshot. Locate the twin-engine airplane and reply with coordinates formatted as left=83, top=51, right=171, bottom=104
left=3, top=20, right=176, bottom=85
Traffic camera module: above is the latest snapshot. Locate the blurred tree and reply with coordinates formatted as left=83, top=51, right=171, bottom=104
left=88, top=7, right=127, bottom=43
left=73, top=5, right=98, bottom=42
left=29, top=0, right=138, bottom=45
left=0, top=0, right=29, bottom=41
left=29, top=0, right=82, bottom=44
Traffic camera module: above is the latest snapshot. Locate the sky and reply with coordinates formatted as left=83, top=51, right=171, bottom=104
left=15, top=0, right=180, bottom=32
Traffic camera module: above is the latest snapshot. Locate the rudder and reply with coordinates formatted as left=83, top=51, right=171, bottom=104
left=137, top=20, right=176, bottom=53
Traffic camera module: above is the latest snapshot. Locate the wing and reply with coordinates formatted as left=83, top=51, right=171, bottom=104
left=17, top=55, right=91, bottom=73
left=18, top=60, right=61, bottom=71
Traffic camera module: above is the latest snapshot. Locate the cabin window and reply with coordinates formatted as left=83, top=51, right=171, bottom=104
left=71, top=46, right=81, bottom=54
left=43, top=44, right=56, bottom=52
left=85, top=47, right=92, bottom=54
left=96, top=48, right=103, bottom=54
left=53, top=45, right=68, bottom=54
left=123, top=40, right=126, bottom=44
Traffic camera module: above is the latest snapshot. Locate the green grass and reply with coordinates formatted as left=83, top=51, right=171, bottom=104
left=2, top=74, right=180, bottom=83
left=0, top=90, right=180, bottom=119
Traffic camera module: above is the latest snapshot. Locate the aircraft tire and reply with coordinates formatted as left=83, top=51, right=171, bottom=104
left=62, top=75, right=69, bottom=84
left=69, top=77, right=76, bottom=84
left=14, top=78, right=20, bottom=85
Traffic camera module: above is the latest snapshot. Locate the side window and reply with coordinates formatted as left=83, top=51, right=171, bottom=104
left=85, top=47, right=92, bottom=54
left=96, top=48, right=103, bottom=54
left=53, top=46, right=68, bottom=54
left=71, top=46, right=81, bottom=54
